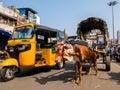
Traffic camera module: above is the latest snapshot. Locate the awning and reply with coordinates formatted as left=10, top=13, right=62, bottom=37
left=0, top=29, right=11, bottom=37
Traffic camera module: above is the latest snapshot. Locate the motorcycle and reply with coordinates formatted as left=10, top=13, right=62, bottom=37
left=115, top=47, right=120, bottom=62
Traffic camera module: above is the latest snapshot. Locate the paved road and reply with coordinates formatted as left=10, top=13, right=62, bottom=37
left=0, top=61, right=120, bottom=90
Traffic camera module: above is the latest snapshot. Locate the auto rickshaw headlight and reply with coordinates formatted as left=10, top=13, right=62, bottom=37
left=6, top=45, right=15, bottom=52
left=17, top=44, right=31, bottom=51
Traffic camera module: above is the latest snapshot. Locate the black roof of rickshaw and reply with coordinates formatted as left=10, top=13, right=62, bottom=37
left=35, top=25, right=63, bottom=37
left=35, top=25, right=63, bottom=33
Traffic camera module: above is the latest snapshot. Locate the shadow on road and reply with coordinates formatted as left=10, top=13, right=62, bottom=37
left=0, top=62, right=107, bottom=83
left=108, top=72, right=120, bottom=84
left=33, top=70, right=74, bottom=85
left=33, top=63, right=74, bottom=84
left=0, top=66, right=52, bottom=82
left=15, top=67, right=51, bottom=77
left=33, top=62, right=97, bottom=85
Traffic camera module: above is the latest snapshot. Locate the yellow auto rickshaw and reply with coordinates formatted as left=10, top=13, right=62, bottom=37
left=0, top=23, right=67, bottom=81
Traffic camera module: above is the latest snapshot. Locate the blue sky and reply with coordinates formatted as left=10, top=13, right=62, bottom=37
left=1, top=0, right=120, bottom=39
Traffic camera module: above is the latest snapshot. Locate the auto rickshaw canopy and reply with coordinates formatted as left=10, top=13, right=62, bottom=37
left=35, top=25, right=66, bottom=47
left=35, top=25, right=63, bottom=38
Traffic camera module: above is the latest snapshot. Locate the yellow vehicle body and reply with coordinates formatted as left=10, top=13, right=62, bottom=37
left=7, top=36, right=36, bottom=66
left=0, top=58, right=18, bottom=67
left=0, top=23, right=67, bottom=81
left=35, top=48, right=56, bottom=67
left=0, top=23, right=63, bottom=67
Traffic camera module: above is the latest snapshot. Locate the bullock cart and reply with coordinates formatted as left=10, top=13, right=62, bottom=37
left=77, top=17, right=110, bottom=71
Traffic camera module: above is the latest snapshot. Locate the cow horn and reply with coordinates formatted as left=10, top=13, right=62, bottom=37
left=62, top=29, right=68, bottom=43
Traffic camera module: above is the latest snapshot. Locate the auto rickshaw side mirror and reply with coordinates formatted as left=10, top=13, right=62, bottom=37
left=31, top=30, right=36, bottom=34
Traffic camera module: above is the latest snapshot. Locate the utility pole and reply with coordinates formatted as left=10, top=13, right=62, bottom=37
left=107, top=1, right=118, bottom=44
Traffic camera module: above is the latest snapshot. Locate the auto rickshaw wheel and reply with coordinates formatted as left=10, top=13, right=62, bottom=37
left=0, top=66, right=17, bottom=81
left=105, top=56, right=111, bottom=71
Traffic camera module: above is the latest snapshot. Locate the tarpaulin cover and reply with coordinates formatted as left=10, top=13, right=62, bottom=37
left=0, top=29, right=11, bottom=37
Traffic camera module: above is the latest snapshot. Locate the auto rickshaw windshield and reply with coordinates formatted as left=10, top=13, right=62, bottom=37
left=12, top=26, right=33, bottom=39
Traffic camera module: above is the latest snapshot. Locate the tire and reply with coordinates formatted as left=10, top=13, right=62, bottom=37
left=105, top=56, right=111, bottom=71
left=0, top=66, right=17, bottom=81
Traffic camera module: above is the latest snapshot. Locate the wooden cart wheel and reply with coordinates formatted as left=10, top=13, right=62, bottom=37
left=105, top=56, right=111, bottom=71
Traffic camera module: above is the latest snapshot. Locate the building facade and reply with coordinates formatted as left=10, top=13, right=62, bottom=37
left=17, top=8, right=40, bottom=25
left=0, top=2, right=19, bottom=50
left=0, top=2, right=18, bottom=34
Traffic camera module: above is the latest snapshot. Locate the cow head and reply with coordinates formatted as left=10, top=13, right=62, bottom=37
left=55, top=29, right=68, bottom=62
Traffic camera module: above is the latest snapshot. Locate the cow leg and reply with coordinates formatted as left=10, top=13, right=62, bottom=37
left=87, top=60, right=92, bottom=75
left=72, top=62, right=79, bottom=84
left=94, top=60, right=98, bottom=76
left=78, top=62, right=82, bottom=86
left=92, top=54, right=98, bottom=76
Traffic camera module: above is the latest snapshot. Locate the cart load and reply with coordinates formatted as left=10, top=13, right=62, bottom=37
left=76, top=17, right=111, bottom=71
